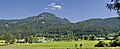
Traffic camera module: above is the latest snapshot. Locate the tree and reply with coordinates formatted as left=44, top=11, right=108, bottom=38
left=83, top=35, right=89, bottom=40
left=117, top=31, right=120, bottom=36
left=75, top=43, right=77, bottom=47
left=4, top=33, right=15, bottom=45
left=114, top=31, right=120, bottom=38
left=95, top=41, right=110, bottom=47
left=89, top=34, right=96, bottom=40
left=27, top=36, right=36, bottom=43
left=111, top=36, right=120, bottom=47
left=106, top=0, right=120, bottom=16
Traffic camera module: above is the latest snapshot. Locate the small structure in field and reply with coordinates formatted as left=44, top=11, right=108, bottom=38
left=16, top=39, right=25, bottom=43
left=37, top=37, right=47, bottom=43
left=106, top=37, right=114, bottom=40
left=96, top=37, right=105, bottom=40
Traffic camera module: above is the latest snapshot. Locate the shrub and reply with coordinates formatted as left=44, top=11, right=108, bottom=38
left=95, top=41, right=110, bottom=47
left=110, top=36, right=120, bottom=47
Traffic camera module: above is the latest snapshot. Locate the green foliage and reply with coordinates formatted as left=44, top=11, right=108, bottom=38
left=95, top=41, right=110, bottom=47
left=89, top=34, right=96, bottom=40
left=107, top=0, right=120, bottom=15
left=26, top=36, right=37, bottom=43
left=110, top=36, right=120, bottom=47
left=3, top=33, right=16, bottom=44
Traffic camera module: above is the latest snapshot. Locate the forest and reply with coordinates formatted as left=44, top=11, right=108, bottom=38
left=0, top=12, right=120, bottom=44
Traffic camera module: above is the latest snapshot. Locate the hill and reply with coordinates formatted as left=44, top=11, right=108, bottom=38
left=0, top=12, right=120, bottom=39
left=0, top=12, right=72, bottom=38
left=75, top=17, right=120, bottom=34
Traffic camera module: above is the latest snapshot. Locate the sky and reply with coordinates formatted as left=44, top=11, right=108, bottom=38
left=0, top=0, right=117, bottom=22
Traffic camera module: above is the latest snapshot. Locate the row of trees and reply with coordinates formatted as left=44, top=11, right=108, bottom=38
left=0, top=33, right=37, bottom=45
left=0, top=31, right=116, bottom=45
left=95, top=31, right=120, bottom=47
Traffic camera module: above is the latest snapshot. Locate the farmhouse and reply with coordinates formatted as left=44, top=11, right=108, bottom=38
left=16, top=39, right=25, bottom=43
left=96, top=37, right=105, bottom=40
left=106, top=37, right=114, bottom=40
left=37, top=37, right=47, bottom=43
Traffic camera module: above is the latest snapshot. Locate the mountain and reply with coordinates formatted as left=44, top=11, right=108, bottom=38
left=20, top=12, right=70, bottom=24
left=0, top=12, right=71, bottom=37
left=1, top=12, right=120, bottom=38
left=75, top=17, right=120, bottom=34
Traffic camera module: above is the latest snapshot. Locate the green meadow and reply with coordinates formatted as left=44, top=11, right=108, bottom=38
left=9, top=40, right=99, bottom=47
left=0, top=40, right=118, bottom=49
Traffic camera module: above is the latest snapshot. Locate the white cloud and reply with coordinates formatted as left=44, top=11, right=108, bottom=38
left=45, top=8, right=48, bottom=10
left=48, top=3, right=63, bottom=10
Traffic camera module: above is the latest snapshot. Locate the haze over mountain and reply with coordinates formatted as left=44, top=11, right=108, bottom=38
left=0, top=12, right=120, bottom=38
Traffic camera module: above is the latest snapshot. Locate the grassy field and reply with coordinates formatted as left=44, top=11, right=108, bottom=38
left=0, top=40, right=119, bottom=49
left=8, top=40, right=99, bottom=47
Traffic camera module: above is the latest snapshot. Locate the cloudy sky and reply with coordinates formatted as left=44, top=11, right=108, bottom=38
left=0, top=0, right=117, bottom=22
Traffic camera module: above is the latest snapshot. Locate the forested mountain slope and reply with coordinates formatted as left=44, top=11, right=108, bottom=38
left=0, top=12, right=120, bottom=38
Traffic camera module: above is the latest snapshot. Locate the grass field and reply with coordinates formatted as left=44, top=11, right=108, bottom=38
left=0, top=40, right=119, bottom=49
left=8, top=40, right=99, bottom=47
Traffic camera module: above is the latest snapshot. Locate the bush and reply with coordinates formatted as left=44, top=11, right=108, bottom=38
left=110, top=36, right=120, bottom=47
left=95, top=41, right=110, bottom=47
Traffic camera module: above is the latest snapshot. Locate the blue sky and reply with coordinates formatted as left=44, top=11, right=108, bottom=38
left=0, top=0, right=117, bottom=22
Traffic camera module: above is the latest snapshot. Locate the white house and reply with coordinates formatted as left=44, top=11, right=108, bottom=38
left=16, top=39, right=25, bottom=43
left=96, top=37, right=105, bottom=40
left=37, top=37, right=47, bottom=43
left=107, top=37, right=114, bottom=40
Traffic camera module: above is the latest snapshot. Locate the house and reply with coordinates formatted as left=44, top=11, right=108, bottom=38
left=106, top=37, right=114, bottom=40
left=96, top=37, right=105, bottom=40
left=37, top=37, right=47, bottom=43
left=37, top=39, right=47, bottom=43
left=16, top=39, right=25, bottom=43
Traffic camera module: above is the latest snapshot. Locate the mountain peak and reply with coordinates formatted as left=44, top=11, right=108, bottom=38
left=22, top=12, right=70, bottom=24
left=39, top=12, right=53, bottom=16
left=36, top=12, right=57, bottom=20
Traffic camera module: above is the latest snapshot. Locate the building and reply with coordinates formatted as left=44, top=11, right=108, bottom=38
left=96, top=37, right=105, bottom=40
left=106, top=37, right=114, bottom=40
left=16, top=39, right=25, bottom=43
left=37, top=37, right=47, bottom=43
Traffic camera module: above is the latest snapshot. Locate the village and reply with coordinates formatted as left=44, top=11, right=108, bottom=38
left=0, top=36, right=115, bottom=45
